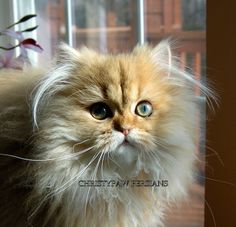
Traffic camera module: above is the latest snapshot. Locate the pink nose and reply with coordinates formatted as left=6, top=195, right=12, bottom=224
left=122, top=129, right=130, bottom=136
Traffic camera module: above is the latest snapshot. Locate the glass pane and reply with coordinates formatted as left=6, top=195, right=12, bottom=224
left=73, top=0, right=136, bottom=53
left=34, top=1, right=206, bottom=226
left=35, top=0, right=141, bottom=57
left=35, top=0, right=67, bottom=65
left=145, top=0, right=206, bottom=226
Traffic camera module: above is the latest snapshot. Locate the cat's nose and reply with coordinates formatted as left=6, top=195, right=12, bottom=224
left=113, top=121, right=132, bottom=136
left=122, top=128, right=130, bottom=136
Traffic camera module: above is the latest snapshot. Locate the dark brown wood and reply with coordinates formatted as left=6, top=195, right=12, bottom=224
left=206, top=0, right=236, bottom=226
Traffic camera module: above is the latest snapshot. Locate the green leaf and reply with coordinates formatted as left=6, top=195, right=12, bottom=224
left=7, top=14, right=37, bottom=29
left=16, top=14, right=37, bottom=24
left=21, top=25, right=39, bottom=32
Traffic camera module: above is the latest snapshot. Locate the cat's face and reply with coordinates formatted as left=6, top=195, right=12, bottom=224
left=72, top=55, right=167, bottom=167
left=35, top=43, right=196, bottom=180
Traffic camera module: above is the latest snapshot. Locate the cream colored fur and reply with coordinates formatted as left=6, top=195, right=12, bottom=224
left=0, top=41, right=212, bottom=227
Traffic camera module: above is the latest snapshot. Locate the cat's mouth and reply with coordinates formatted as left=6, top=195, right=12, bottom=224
left=120, top=137, right=136, bottom=147
left=123, top=139, right=130, bottom=145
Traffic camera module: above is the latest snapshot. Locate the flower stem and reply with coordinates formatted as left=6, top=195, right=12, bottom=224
left=0, top=44, right=20, bottom=50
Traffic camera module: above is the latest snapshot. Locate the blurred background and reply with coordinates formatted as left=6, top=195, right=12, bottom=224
left=0, top=0, right=206, bottom=226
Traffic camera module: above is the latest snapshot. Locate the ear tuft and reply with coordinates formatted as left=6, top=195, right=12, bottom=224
left=56, top=43, right=80, bottom=64
left=151, top=39, right=174, bottom=77
left=151, top=40, right=172, bottom=64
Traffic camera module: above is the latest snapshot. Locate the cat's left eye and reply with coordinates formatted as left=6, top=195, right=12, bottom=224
left=90, top=102, right=112, bottom=120
left=135, top=101, right=153, bottom=117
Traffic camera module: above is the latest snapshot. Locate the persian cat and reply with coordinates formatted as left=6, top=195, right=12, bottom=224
left=0, top=41, right=212, bottom=227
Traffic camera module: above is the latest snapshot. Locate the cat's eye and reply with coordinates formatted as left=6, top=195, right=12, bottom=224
left=135, top=101, right=152, bottom=117
left=90, top=102, right=112, bottom=120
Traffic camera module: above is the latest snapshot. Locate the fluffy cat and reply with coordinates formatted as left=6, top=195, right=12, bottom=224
left=0, top=41, right=212, bottom=227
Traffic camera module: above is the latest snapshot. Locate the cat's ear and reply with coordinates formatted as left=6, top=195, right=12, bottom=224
left=151, top=39, right=172, bottom=74
left=133, top=40, right=173, bottom=77
left=151, top=40, right=172, bottom=77
left=151, top=40, right=172, bottom=64
left=56, top=43, right=81, bottom=64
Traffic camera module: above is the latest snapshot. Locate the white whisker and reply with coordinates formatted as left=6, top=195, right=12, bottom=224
left=0, top=140, right=94, bottom=162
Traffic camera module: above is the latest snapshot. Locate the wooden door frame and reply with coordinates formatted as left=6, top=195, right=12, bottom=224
left=206, top=0, right=236, bottom=226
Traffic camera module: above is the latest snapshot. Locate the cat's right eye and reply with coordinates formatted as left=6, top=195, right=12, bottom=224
left=135, top=101, right=153, bottom=117
left=90, top=102, right=112, bottom=120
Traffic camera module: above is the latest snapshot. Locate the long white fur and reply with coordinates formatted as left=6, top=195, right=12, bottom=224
left=32, top=64, right=73, bottom=128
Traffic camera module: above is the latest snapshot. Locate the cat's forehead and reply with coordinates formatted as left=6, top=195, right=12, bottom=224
left=73, top=53, right=161, bottom=108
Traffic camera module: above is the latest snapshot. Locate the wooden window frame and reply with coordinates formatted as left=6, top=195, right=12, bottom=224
left=206, top=0, right=236, bottom=226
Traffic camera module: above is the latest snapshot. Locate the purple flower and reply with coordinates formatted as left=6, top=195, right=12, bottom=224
left=0, top=29, right=43, bottom=69
left=21, top=38, right=43, bottom=53
left=0, top=51, right=14, bottom=68
left=0, top=29, right=23, bottom=40
left=0, top=29, right=43, bottom=53
left=0, top=14, right=42, bottom=69
left=0, top=45, right=21, bottom=69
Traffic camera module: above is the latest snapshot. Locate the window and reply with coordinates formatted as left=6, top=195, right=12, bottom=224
left=0, top=1, right=206, bottom=226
